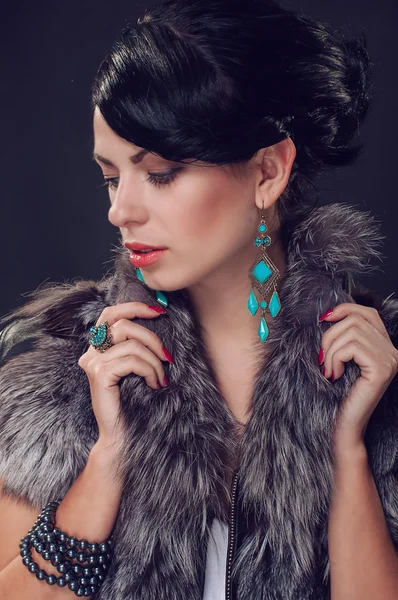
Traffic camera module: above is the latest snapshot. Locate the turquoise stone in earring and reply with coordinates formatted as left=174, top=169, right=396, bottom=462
left=136, top=268, right=145, bottom=283
left=269, top=290, right=281, bottom=318
left=156, top=291, right=169, bottom=308
left=135, top=268, right=169, bottom=309
left=258, top=317, right=269, bottom=343
left=248, top=290, right=259, bottom=316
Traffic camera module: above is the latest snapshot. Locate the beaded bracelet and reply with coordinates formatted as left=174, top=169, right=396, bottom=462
left=19, top=499, right=113, bottom=597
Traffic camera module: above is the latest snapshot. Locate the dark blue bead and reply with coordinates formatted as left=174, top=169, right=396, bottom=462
left=68, top=580, right=79, bottom=591
left=99, top=543, right=109, bottom=554
left=42, top=550, right=51, bottom=561
left=28, top=561, right=38, bottom=573
left=46, top=574, right=57, bottom=585
left=66, top=548, right=77, bottom=560
left=78, top=539, right=89, bottom=551
left=84, top=587, right=92, bottom=596
left=50, top=553, right=62, bottom=566
left=83, top=567, right=92, bottom=576
left=77, top=552, right=87, bottom=563
left=92, top=567, right=101, bottom=576
left=76, top=588, right=86, bottom=597
left=35, top=569, right=47, bottom=580
left=72, top=564, right=83, bottom=574
left=68, top=537, right=78, bottom=548
left=22, top=555, right=31, bottom=566
left=87, top=555, right=98, bottom=565
left=56, top=576, right=67, bottom=587
left=65, top=571, right=75, bottom=583
left=79, top=577, right=90, bottom=586
left=58, top=532, right=68, bottom=543
left=88, top=543, right=100, bottom=554
left=58, top=561, right=69, bottom=573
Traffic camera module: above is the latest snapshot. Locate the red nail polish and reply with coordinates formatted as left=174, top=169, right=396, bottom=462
left=148, top=305, right=167, bottom=314
left=331, top=371, right=335, bottom=383
left=318, top=348, right=325, bottom=365
left=163, top=374, right=169, bottom=387
left=319, top=309, right=334, bottom=322
left=162, top=347, right=174, bottom=363
left=322, top=365, right=327, bottom=378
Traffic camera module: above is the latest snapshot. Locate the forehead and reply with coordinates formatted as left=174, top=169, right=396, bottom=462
left=92, top=107, right=148, bottom=160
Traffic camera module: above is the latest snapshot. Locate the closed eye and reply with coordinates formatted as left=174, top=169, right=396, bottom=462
left=100, top=169, right=183, bottom=191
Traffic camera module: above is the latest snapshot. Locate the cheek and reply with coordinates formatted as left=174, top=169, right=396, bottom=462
left=169, top=179, right=241, bottom=246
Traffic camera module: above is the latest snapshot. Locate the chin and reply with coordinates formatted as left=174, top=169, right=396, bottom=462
left=142, top=269, right=201, bottom=293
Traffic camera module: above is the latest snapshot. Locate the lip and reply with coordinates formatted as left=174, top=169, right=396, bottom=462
left=128, top=249, right=168, bottom=268
left=124, top=242, right=167, bottom=251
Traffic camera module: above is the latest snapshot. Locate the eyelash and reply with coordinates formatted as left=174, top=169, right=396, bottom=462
left=100, top=169, right=181, bottom=191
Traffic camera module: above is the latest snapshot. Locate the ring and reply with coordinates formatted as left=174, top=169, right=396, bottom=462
left=88, top=320, right=113, bottom=353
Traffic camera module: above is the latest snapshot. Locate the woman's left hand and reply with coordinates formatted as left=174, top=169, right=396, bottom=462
left=318, top=303, right=398, bottom=447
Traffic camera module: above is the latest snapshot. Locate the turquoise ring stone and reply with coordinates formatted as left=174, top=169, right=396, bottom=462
left=89, top=321, right=113, bottom=353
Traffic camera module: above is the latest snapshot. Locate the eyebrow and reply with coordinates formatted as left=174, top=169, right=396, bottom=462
left=92, top=149, right=150, bottom=166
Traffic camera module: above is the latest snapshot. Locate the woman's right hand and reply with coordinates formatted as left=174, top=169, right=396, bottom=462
left=78, top=302, right=172, bottom=445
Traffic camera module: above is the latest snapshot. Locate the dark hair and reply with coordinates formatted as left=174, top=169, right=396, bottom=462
left=91, top=0, right=373, bottom=240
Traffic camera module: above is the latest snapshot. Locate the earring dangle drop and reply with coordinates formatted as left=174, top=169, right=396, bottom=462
left=135, top=268, right=169, bottom=308
left=247, top=200, right=281, bottom=343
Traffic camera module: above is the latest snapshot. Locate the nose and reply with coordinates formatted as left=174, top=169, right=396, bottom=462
left=107, top=180, right=147, bottom=229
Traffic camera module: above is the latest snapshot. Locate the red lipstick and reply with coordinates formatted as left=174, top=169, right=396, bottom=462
left=124, top=242, right=168, bottom=268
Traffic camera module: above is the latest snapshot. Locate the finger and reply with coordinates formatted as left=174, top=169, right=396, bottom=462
left=90, top=338, right=166, bottom=388
left=319, top=303, right=389, bottom=339
left=320, top=314, right=383, bottom=361
left=88, top=319, right=167, bottom=370
left=323, top=327, right=384, bottom=380
left=104, top=318, right=168, bottom=365
left=95, top=302, right=166, bottom=328
left=100, top=354, right=161, bottom=390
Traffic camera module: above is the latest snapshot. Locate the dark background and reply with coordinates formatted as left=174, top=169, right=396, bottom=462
left=1, top=0, right=397, bottom=317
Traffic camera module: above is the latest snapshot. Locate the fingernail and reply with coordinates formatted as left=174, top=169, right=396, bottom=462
left=319, top=309, right=334, bottom=322
left=318, top=348, right=325, bottom=365
left=331, top=371, right=335, bottom=383
left=162, top=346, right=174, bottom=363
left=148, top=305, right=167, bottom=314
left=163, top=374, right=169, bottom=387
left=322, top=365, right=327, bottom=378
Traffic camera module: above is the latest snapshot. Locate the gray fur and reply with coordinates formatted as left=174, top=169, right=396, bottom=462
left=0, top=202, right=397, bottom=599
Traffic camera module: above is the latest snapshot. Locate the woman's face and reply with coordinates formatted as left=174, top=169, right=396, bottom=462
left=93, top=106, right=286, bottom=293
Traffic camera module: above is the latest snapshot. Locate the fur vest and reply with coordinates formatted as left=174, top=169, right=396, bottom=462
left=0, top=202, right=397, bottom=600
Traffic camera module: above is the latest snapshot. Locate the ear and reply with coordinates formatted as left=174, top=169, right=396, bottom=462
left=254, top=137, right=296, bottom=211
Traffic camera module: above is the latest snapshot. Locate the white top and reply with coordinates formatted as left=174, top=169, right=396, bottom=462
left=202, top=518, right=229, bottom=599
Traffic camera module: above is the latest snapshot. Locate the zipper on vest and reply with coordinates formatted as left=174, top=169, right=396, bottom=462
left=225, top=470, right=239, bottom=600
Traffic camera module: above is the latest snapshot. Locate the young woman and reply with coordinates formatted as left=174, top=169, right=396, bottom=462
left=0, top=0, right=397, bottom=598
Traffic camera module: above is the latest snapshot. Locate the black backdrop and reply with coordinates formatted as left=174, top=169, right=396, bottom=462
left=1, top=0, right=397, bottom=317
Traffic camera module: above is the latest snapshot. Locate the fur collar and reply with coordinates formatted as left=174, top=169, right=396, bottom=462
left=0, top=202, right=397, bottom=599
